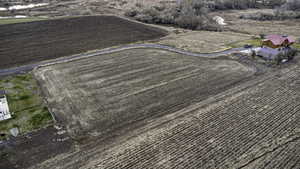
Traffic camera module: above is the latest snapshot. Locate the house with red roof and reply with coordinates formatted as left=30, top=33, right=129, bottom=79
left=255, top=35, right=296, bottom=62
left=262, top=35, right=296, bottom=48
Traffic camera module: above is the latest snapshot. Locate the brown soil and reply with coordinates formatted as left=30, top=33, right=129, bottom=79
left=33, top=48, right=255, bottom=144
left=0, top=15, right=167, bottom=69
left=0, top=126, right=73, bottom=169
left=31, top=53, right=300, bottom=169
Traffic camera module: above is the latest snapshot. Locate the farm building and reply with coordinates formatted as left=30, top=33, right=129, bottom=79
left=262, top=35, right=295, bottom=48
left=256, top=35, right=296, bottom=60
left=0, top=90, right=12, bottom=121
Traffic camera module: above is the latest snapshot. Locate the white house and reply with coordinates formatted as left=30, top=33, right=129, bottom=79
left=0, top=90, right=12, bottom=121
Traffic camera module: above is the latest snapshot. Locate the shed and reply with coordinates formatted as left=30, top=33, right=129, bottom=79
left=0, top=90, right=12, bottom=121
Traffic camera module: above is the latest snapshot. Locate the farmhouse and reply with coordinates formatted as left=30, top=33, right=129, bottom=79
left=0, top=90, right=12, bottom=121
left=256, top=35, right=296, bottom=60
left=262, top=35, right=295, bottom=48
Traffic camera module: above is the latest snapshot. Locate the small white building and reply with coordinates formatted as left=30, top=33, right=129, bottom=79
left=0, top=90, right=12, bottom=121
left=213, top=16, right=227, bottom=25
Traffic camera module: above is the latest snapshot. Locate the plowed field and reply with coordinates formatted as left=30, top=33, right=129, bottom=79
left=34, top=49, right=255, bottom=138
left=32, top=52, right=300, bottom=169
left=0, top=16, right=167, bottom=68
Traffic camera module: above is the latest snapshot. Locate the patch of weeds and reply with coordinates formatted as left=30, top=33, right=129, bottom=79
left=0, top=74, right=53, bottom=135
left=292, top=43, right=300, bottom=50
left=29, top=112, right=52, bottom=129
left=228, top=38, right=262, bottom=48
left=19, top=94, right=30, bottom=100
left=0, top=17, right=46, bottom=25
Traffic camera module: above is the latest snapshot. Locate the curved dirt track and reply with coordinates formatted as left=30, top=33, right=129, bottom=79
left=0, top=43, right=246, bottom=77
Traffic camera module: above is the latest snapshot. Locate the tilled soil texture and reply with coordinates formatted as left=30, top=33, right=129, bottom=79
left=34, top=49, right=255, bottom=140
left=32, top=57, right=300, bottom=169
left=0, top=126, right=72, bottom=169
left=0, top=16, right=167, bottom=69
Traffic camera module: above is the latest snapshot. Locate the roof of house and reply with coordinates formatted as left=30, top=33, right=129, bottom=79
left=264, top=35, right=296, bottom=46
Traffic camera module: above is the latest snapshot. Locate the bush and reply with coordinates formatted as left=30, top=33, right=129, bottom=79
left=240, top=9, right=300, bottom=21
left=29, top=113, right=52, bottom=128
left=124, top=8, right=139, bottom=17
left=287, top=48, right=298, bottom=59
left=125, top=0, right=222, bottom=31
left=276, top=48, right=298, bottom=63
left=240, top=12, right=275, bottom=21
left=283, top=0, right=300, bottom=11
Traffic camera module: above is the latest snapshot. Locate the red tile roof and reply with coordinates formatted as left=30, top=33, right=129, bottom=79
left=265, top=35, right=295, bottom=46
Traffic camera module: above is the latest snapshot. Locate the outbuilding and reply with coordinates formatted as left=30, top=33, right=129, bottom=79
left=0, top=90, right=12, bottom=121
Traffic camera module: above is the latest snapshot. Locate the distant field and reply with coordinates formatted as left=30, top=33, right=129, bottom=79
left=0, top=16, right=167, bottom=68
left=34, top=48, right=255, bottom=138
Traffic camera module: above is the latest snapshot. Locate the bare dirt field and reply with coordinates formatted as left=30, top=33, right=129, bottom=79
left=30, top=50, right=300, bottom=169
left=34, top=49, right=255, bottom=139
left=0, top=15, right=167, bottom=68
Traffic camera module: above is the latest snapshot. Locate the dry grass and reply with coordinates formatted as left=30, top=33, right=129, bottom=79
left=159, top=30, right=251, bottom=53
left=211, top=9, right=300, bottom=37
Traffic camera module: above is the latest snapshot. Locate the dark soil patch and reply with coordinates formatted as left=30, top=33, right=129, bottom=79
left=0, top=15, right=167, bottom=68
left=0, top=126, right=73, bottom=169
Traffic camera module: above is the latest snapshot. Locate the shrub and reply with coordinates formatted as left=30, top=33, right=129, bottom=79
left=124, top=8, right=139, bottom=17
left=125, top=0, right=222, bottom=31
left=259, top=34, right=266, bottom=39
left=29, top=113, right=52, bottom=128
left=240, top=9, right=300, bottom=21
left=240, top=12, right=275, bottom=21
left=287, top=48, right=298, bottom=59
left=283, top=0, right=300, bottom=11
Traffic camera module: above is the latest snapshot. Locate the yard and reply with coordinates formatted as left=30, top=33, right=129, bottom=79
left=0, top=74, right=52, bottom=138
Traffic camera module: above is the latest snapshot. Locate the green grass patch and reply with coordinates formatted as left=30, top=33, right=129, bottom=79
left=0, top=74, right=52, bottom=138
left=0, top=17, right=46, bottom=25
left=292, top=43, right=300, bottom=50
left=228, top=38, right=262, bottom=48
